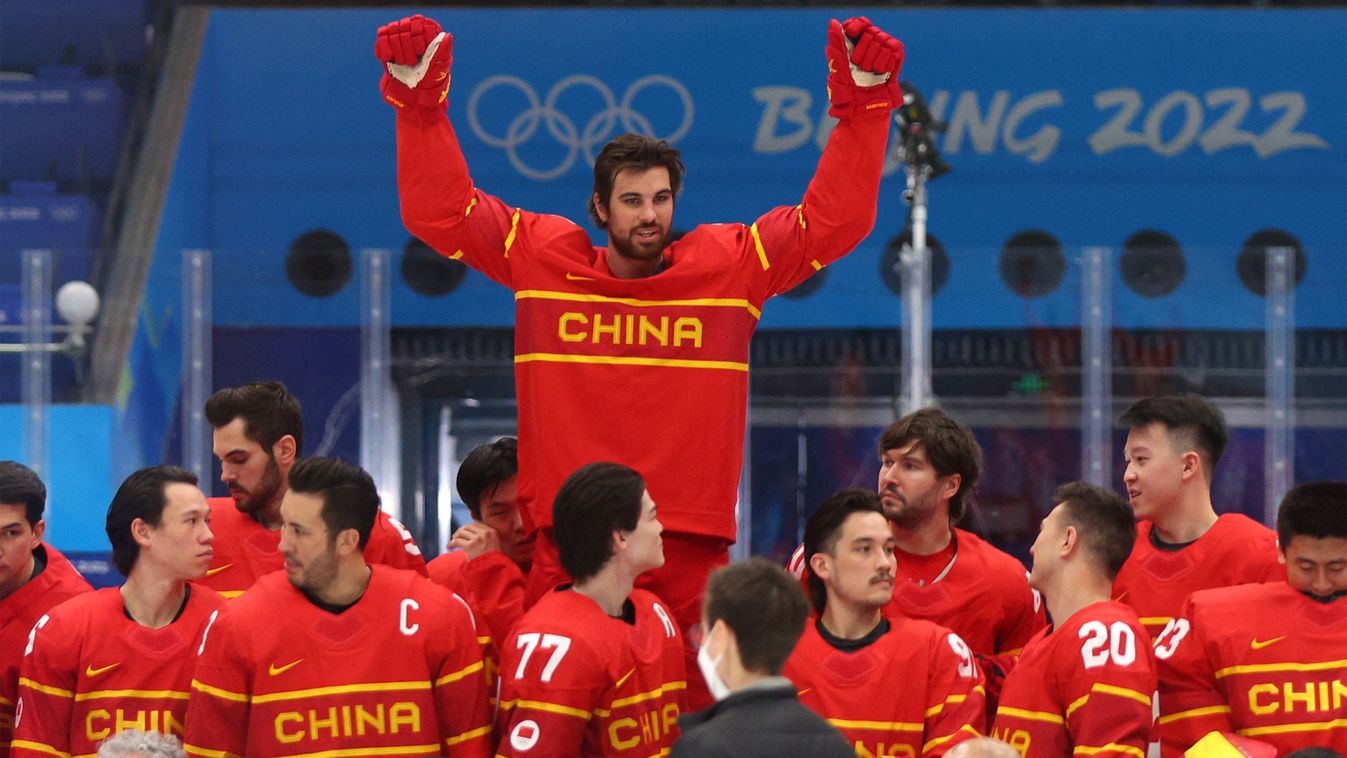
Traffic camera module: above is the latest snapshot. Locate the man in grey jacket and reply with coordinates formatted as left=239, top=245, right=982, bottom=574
left=672, top=558, right=852, bottom=758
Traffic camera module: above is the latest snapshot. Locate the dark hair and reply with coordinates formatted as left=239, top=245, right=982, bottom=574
left=802, top=488, right=886, bottom=614
left=287, top=457, right=379, bottom=549
left=1052, top=481, right=1137, bottom=580
left=1284, top=749, right=1344, bottom=758
left=0, top=460, right=46, bottom=527
left=1120, top=394, right=1227, bottom=480
left=1276, top=480, right=1347, bottom=547
left=587, top=134, right=685, bottom=229
left=703, top=557, right=809, bottom=676
left=205, top=380, right=304, bottom=455
left=106, top=466, right=198, bottom=576
left=552, top=462, right=645, bottom=582
left=878, top=408, right=982, bottom=523
left=457, top=437, right=518, bottom=519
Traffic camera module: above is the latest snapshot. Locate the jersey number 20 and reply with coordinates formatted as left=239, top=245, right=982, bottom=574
left=1078, top=620, right=1136, bottom=669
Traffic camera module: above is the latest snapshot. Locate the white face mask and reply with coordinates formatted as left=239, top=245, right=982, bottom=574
left=697, top=624, right=732, bottom=701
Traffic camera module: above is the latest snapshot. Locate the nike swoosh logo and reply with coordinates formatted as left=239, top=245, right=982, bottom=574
left=565, top=273, right=595, bottom=281
left=205, top=563, right=234, bottom=577
left=1251, top=636, right=1287, bottom=650
left=86, top=663, right=120, bottom=678
left=269, top=659, right=303, bottom=676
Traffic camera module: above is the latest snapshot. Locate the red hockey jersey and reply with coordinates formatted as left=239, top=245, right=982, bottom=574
left=1154, top=582, right=1347, bottom=756
left=199, top=496, right=427, bottom=598
left=496, top=588, right=686, bottom=757
left=783, top=616, right=985, bottom=756
left=12, top=585, right=225, bottom=758
left=396, top=101, right=891, bottom=543
left=0, top=544, right=90, bottom=755
left=788, top=528, right=1046, bottom=656
left=992, top=601, right=1157, bottom=758
left=1113, top=514, right=1284, bottom=638
left=184, top=566, right=491, bottom=757
left=428, top=549, right=526, bottom=649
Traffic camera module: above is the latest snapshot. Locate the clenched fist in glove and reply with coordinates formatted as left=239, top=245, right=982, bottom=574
left=375, top=14, right=453, bottom=111
left=825, top=17, right=905, bottom=120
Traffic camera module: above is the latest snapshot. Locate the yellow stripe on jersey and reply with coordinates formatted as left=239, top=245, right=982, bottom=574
left=0, top=694, right=11, bottom=706
left=825, top=718, right=923, bottom=733
left=445, top=723, right=493, bottom=747
left=515, top=353, right=749, bottom=373
left=434, top=660, right=484, bottom=687
left=809, top=259, right=823, bottom=271
left=182, top=743, right=243, bottom=758
left=1065, top=682, right=1151, bottom=718
left=1215, top=658, right=1347, bottom=678
left=614, top=668, right=636, bottom=690
left=749, top=223, right=770, bottom=271
left=1156, top=704, right=1231, bottom=725
left=924, top=725, right=980, bottom=753
left=10, top=739, right=70, bottom=757
left=219, top=590, right=246, bottom=599
left=1240, top=717, right=1347, bottom=738
left=17, top=677, right=72, bottom=699
left=498, top=697, right=592, bottom=720
left=515, top=290, right=763, bottom=320
left=1074, top=743, right=1146, bottom=758
left=796, top=204, right=807, bottom=230
left=275, top=745, right=439, bottom=758
left=503, top=209, right=521, bottom=258
left=924, top=691, right=972, bottom=718
left=252, top=680, right=431, bottom=704
left=449, top=251, right=465, bottom=260
left=595, top=680, right=687, bottom=715
left=74, top=688, right=188, bottom=702
left=995, top=706, right=1065, bottom=725
left=464, top=195, right=478, bottom=217
left=1139, top=616, right=1172, bottom=627
left=190, top=679, right=249, bottom=703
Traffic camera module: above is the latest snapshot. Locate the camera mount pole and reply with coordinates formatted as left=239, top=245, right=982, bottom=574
left=899, top=159, right=935, bottom=416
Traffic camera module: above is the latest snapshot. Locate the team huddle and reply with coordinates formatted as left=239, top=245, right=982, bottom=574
left=1, top=11, right=1343, bottom=758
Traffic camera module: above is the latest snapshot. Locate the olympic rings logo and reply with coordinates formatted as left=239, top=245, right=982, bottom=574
left=466, top=74, right=695, bottom=181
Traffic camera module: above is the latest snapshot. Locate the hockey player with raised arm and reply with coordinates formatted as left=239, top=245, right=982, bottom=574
left=376, top=13, right=904, bottom=706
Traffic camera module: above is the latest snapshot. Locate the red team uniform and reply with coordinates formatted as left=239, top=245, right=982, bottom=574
left=1154, top=582, right=1347, bottom=756
left=396, top=81, right=893, bottom=631
left=782, top=617, right=986, bottom=756
left=11, top=585, right=225, bottom=758
left=0, top=544, right=90, bottom=754
left=184, top=566, right=491, bottom=757
left=1112, top=514, right=1283, bottom=638
left=789, top=529, right=1046, bottom=656
left=496, top=588, right=686, bottom=757
left=200, top=496, right=427, bottom=598
left=427, top=549, right=526, bottom=649
left=992, top=601, right=1157, bottom=758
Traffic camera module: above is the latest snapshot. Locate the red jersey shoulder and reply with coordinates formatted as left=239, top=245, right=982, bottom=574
left=956, top=529, right=1032, bottom=585
left=427, top=549, right=469, bottom=590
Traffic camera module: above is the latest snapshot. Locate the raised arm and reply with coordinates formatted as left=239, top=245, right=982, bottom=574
left=376, top=16, right=524, bottom=288
left=749, top=17, right=904, bottom=298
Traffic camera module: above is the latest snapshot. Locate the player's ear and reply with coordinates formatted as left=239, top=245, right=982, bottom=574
left=131, top=517, right=153, bottom=547
left=31, top=518, right=45, bottom=543
left=941, top=473, right=961, bottom=501
left=335, top=527, right=361, bottom=556
left=273, top=434, right=298, bottom=468
left=592, top=193, right=609, bottom=224
left=1060, top=524, right=1078, bottom=560
left=808, top=552, right=831, bottom=584
left=1179, top=451, right=1202, bottom=481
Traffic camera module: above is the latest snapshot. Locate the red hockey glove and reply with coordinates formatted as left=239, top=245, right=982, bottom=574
left=375, top=15, right=453, bottom=112
left=825, top=17, right=905, bottom=120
